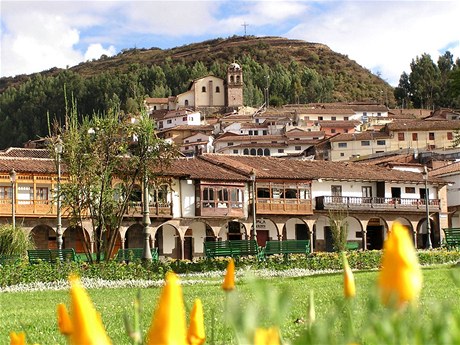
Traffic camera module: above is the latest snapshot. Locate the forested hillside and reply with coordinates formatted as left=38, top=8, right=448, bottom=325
left=0, top=36, right=397, bottom=149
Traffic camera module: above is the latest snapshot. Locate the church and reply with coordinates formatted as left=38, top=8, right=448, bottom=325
left=145, top=62, right=244, bottom=115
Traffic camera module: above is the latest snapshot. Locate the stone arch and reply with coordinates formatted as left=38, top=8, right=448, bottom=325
left=63, top=226, right=90, bottom=254
left=124, top=223, right=145, bottom=248
left=282, top=218, right=309, bottom=241
left=30, top=224, right=56, bottom=249
left=393, top=217, right=415, bottom=244
left=183, top=220, right=215, bottom=259
left=313, top=215, right=329, bottom=251
left=155, top=222, right=181, bottom=259
left=365, top=217, right=389, bottom=250
left=416, top=217, right=435, bottom=249
left=253, top=217, right=279, bottom=246
left=218, top=220, right=247, bottom=241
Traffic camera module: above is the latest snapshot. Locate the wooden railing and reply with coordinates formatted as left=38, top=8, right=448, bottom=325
left=0, top=199, right=56, bottom=217
left=256, top=198, right=313, bottom=215
left=125, top=201, right=173, bottom=217
left=315, top=196, right=441, bottom=211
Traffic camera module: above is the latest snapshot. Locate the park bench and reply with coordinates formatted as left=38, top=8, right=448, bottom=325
left=346, top=242, right=360, bottom=251
left=116, top=247, right=159, bottom=262
left=0, top=254, right=21, bottom=265
left=28, top=249, right=78, bottom=264
left=442, top=228, right=460, bottom=250
left=204, top=240, right=261, bottom=259
left=261, top=240, right=310, bottom=259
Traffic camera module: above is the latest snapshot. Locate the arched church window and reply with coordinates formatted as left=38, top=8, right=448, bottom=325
left=236, top=76, right=241, bottom=83
left=202, top=86, right=206, bottom=92
left=216, top=86, right=220, bottom=93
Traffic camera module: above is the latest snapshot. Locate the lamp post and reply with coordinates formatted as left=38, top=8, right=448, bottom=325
left=249, top=170, right=257, bottom=241
left=55, top=138, right=63, bottom=250
left=142, top=172, right=153, bottom=262
left=423, top=166, right=432, bottom=249
left=9, top=169, right=16, bottom=229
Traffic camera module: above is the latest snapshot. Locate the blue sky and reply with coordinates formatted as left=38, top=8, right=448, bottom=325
left=1, top=0, right=459, bottom=86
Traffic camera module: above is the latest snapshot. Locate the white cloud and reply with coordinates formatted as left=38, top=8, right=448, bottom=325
left=84, top=43, right=117, bottom=61
left=286, top=1, right=460, bottom=86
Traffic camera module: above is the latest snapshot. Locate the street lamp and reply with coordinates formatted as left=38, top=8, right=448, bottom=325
left=249, top=170, right=257, bottom=241
left=142, top=172, right=153, bottom=262
left=423, top=166, right=432, bottom=249
left=9, top=169, right=16, bottom=229
left=55, top=138, right=63, bottom=250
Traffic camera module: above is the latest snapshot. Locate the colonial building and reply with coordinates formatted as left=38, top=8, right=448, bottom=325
left=1, top=148, right=451, bottom=259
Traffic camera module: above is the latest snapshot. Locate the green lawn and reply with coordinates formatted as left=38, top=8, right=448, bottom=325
left=1, top=267, right=459, bottom=344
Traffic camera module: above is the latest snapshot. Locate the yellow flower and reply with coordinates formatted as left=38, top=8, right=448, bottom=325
left=60, top=275, right=112, bottom=345
left=378, top=222, right=422, bottom=307
left=342, top=252, right=356, bottom=299
left=146, top=272, right=187, bottom=345
left=222, top=258, right=235, bottom=291
left=254, top=327, right=281, bottom=345
left=187, top=299, right=206, bottom=345
left=57, top=303, right=73, bottom=336
left=10, top=332, right=25, bottom=345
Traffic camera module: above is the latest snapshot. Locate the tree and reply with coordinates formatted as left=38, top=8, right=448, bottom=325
left=328, top=209, right=349, bottom=252
left=51, top=101, right=178, bottom=262
left=409, top=54, right=440, bottom=109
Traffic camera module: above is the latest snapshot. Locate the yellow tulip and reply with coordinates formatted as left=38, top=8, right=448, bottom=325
left=378, top=222, right=422, bottom=307
left=342, top=252, right=356, bottom=299
left=187, top=299, right=206, bottom=345
left=222, top=258, right=235, bottom=291
left=57, top=303, right=73, bottom=336
left=66, top=275, right=112, bottom=345
left=146, top=272, right=187, bottom=345
left=254, top=327, right=281, bottom=345
left=10, top=332, right=25, bottom=345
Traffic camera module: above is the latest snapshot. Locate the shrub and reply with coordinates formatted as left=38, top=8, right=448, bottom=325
left=0, top=224, right=34, bottom=256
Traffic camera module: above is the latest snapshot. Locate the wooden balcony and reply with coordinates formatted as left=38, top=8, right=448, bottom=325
left=256, top=198, right=313, bottom=215
left=125, top=202, right=173, bottom=217
left=196, top=201, right=245, bottom=217
left=0, top=199, right=57, bottom=217
left=315, top=196, right=441, bottom=212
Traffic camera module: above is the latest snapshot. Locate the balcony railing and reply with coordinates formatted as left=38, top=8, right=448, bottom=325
left=256, top=198, right=313, bottom=215
left=315, top=196, right=441, bottom=211
left=125, top=201, right=173, bottom=217
left=0, top=199, right=56, bottom=217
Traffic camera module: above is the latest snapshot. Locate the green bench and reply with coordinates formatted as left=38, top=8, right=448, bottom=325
left=116, top=248, right=159, bottom=262
left=28, top=249, right=78, bottom=264
left=443, top=228, right=460, bottom=250
left=0, top=254, right=21, bottom=265
left=346, top=242, right=360, bottom=251
left=261, top=240, right=311, bottom=258
left=204, top=240, right=261, bottom=259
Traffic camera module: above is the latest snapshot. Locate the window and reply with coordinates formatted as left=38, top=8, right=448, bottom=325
left=429, top=132, right=435, bottom=140
left=0, top=186, right=11, bottom=199
left=278, top=149, right=284, bottom=153
left=201, top=86, right=206, bottom=92
left=377, top=140, right=386, bottom=145
left=405, top=187, right=416, bottom=194
left=236, top=76, right=241, bottom=83
left=344, top=117, right=349, bottom=121
left=361, top=141, right=370, bottom=146
left=331, top=129, right=336, bottom=133
left=263, top=130, right=268, bottom=135
left=216, top=86, right=220, bottom=93
left=344, top=129, right=349, bottom=133
left=447, top=132, right=453, bottom=140
left=331, top=185, right=342, bottom=202
left=362, top=186, right=372, bottom=198
left=233, top=149, right=239, bottom=154
left=264, top=149, right=270, bottom=156
left=257, top=148, right=263, bottom=156
left=318, top=116, right=323, bottom=120
left=230, top=76, right=234, bottom=83
left=167, top=119, right=172, bottom=124
left=243, top=149, right=249, bottom=155
left=203, top=187, right=215, bottom=207
left=331, top=116, right=336, bottom=121
left=295, top=146, right=301, bottom=151
left=340, top=153, right=345, bottom=157
left=377, top=112, right=381, bottom=117
left=338, top=142, right=347, bottom=148
left=398, top=133, right=405, bottom=141
left=249, top=130, right=253, bottom=135
left=182, top=116, right=187, bottom=121
left=227, top=142, right=233, bottom=146
left=250, top=149, right=257, bottom=156
left=412, top=133, right=418, bottom=141
left=254, top=130, right=259, bottom=135
left=304, top=116, right=309, bottom=121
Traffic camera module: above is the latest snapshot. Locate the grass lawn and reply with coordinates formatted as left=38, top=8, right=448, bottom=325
left=1, top=266, right=459, bottom=344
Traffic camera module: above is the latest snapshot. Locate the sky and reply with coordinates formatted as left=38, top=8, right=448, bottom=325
left=1, top=0, right=459, bottom=86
